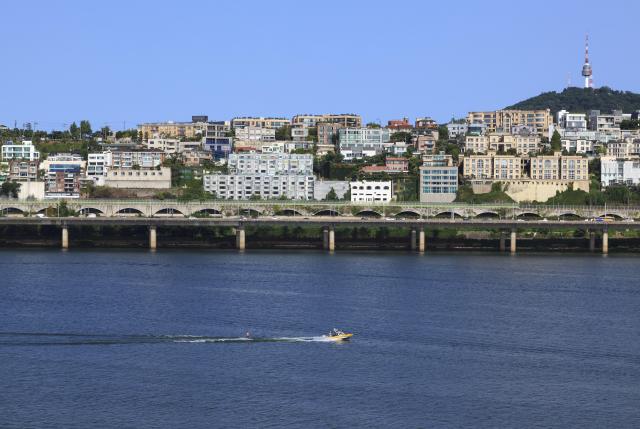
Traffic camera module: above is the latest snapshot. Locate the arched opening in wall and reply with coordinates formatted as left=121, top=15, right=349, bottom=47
left=240, top=209, right=261, bottom=218
left=154, top=208, right=184, bottom=217
left=313, top=209, right=339, bottom=217
left=191, top=208, right=222, bottom=218
left=1, top=207, right=25, bottom=216
left=558, top=213, right=582, bottom=221
left=395, top=211, right=420, bottom=219
left=434, top=211, right=463, bottom=219
left=516, top=212, right=542, bottom=220
left=475, top=212, right=499, bottom=219
left=600, top=213, right=624, bottom=220
left=115, top=208, right=144, bottom=217
left=355, top=210, right=382, bottom=218
left=79, top=207, right=104, bottom=216
left=275, top=209, right=303, bottom=216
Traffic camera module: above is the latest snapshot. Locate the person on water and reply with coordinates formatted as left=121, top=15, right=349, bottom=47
left=245, top=331, right=251, bottom=338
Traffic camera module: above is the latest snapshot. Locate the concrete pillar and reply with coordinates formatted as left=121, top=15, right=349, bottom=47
left=61, top=226, right=69, bottom=250
left=236, top=226, right=246, bottom=251
left=589, top=230, right=595, bottom=252
left=323, top=227, right=329, bottom=250
left=410, top=229, right=417, bottom=251
left=602, top=229, right=608, bottom=254
left=510, top=228, right=517, bottom=254
left=499, top=233, right=506, bottom=252
left=418, top=229, right=425, bottom=253
left=328, top=227, right=335, bottom=252
left=149, top=226, right=157, bottom=250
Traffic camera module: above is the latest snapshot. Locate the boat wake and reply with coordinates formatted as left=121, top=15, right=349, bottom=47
left=0, top=332, right=337, bottom=346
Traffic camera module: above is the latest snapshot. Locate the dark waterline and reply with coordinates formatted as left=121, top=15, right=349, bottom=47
left=1, top=249, right=639, bottom=428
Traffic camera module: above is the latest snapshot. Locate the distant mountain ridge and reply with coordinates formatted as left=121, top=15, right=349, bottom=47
left=506, top=87, right=640, bottom=115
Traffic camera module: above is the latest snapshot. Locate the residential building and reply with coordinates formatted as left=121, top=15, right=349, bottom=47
left=138, top=117, right=215, bottom=140
left=466, top=109, right=553, bottom=136
left=87, top=153, right=108, bottom=178
left=465, top=133, right=540, bottom=155
left=234, top=126, right=276, bottom=142
left=144, top=138, right=180, bottom=153
left=292, top=114, right=361, bottom=128
left=350, top=180, right=392, bottom=203
left=291, top=125, right=309, bottom=142
left=338, top=127, right=391, bottom=160
left=45, top=164, right=81, bottom=198
left=601, top=156, right=640, bottom=187
left=313, top=180, right=350, bottom=200
left=419, top=153, right=458, bottom=203
left=493, top=155, right=523, bottom=179
left=414, top=135, right=437, bottom=154
left=557, top=110, right=587, bottom=131
left=561, top=138, right=598, bottom=154
left=361, top=157, right=409, bottom=174
left=101, top=167, right=171, bottom=189
left=415, top=117, right=438, bottom=130
left=447, top=122, right=468, bottom=138
left=203, top=137, right=233, bottom=160
left=1, top=140, right=40, bottom=161
left=607, top=139, right=640, bottom=158
left=227, top=152, right=313, bottom=175
left=182, top=150, right=212, bottom=167
left=530, top=154, right=588, bottom=181
left=317, top=123, right=344, bottom=154
left=105, top=149, right=165, bottom=168
left=461, top=153, right=523, bottom=179
left=203, top=174, right=314, bottom=200
left=387, top=118, right=412, bottom=131
left=8, top=160, right=39, bottom=181
left=260, top=141, right=313, bottom=153
left=231, top=117, right=291, bottom=129
left=588, top=110, right=623, bottom=133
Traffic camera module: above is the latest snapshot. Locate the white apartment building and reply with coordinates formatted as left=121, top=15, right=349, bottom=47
left=234, top=126, right=276, bottom=142
left=557, top=110, right=587, bottom=131
left=601, top=156, right=640, bottom=187
left=144, top=138, right=180, bottom=153
left=339, top=127, right=391, bottom=160
left=561, top=138, right=598, bottom=154
left=87, top=153, right=108, bottom=177
left=1, top=140, right=40, bottom=161
left=104, top=149, right=165, bottom=168
left=447, top=122, right=468, bottom=138
left=350, top=180, right=392, bottom=203
left=203, top=174, right=314, bottom=200
left=606, top=139, right=640, bottom=158
left=227, top=152, right=313, bottom=175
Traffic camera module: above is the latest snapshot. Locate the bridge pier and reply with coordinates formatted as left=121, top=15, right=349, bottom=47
left=328, top=226, right=335, bottom=252
left=61, top=225, right=69, bottom=249
left=602, top=229, right=608, bottom=254
left=510, top=228, right=517, bottom=254
left=410, top=229, right=417, bottom=251
left=418, top=229, right=425, bottom=253
left=589, top=230, right=595, bottom=252
left=149, top=226, right=157, bottom=250
left=236, top=226, right=246, bottom=251
left=499, top=233, right=506, bottom=252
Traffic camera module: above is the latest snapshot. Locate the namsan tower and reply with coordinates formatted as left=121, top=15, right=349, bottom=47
left=581, top=34, right=593, bottom=88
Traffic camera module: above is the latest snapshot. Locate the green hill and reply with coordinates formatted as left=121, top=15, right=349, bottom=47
left=506, top=87, right=640, bottom=115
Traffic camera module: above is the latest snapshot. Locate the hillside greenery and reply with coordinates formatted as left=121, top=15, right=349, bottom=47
left=506, top=87, right=640, bottom=115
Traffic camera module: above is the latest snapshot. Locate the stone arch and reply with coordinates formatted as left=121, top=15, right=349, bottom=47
left=274, top=209, right=303, bottom=216
left=240, top=208, right=261, bottom=217
left=558, top=212, right=582, bottom=220
left=115, top=208, right=144, bottom=216
left=1, top=207, right=25, bottom=216
left=313, top=209, right=340, bottom=217
left=434, top=211, right=463, bottom=219
left=475, top=211, right=499, bottom=219
left=355, top=210, right=382, bottom=218
left=600, top=212, right=624, bottom=220
left=154, top=208, right=184, bottom=217
left=191, top=208, right=222, bottom=217
left=516, top=212, right=542, bottom=220
left=395, top=210, right=420, bottom=219
left=79, top=207, right=104, bottom=216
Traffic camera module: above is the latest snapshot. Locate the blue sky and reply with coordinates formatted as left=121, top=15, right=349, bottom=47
left=1, top=0, right=638, bottom=130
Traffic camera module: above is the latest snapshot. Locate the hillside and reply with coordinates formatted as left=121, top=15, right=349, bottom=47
left=506, top=87, right=640, bottom=115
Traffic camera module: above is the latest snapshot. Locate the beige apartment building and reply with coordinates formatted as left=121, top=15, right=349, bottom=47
left=138, top=121, right=207, bottom=140
left=231, top=117, right=291, bottom=129
left=530, top=154, right=588, bottom=181
left=462, top=153, right=523, bottom=180
left=292, top=114, right=361, bottom=128
left=465, top=133, right=541, bottom=155
left=466, top=109, right=552, bottom=136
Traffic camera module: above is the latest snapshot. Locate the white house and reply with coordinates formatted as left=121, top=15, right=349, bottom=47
left=350, top=180, right=392, bottom=203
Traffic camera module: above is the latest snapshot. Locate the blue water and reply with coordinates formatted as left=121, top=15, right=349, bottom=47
left=1, top=250, right=639, bottom=428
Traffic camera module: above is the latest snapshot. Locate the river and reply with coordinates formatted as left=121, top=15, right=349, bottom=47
left=1, top=249, right=639, bottom=428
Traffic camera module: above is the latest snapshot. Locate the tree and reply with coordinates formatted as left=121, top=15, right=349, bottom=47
left=275, top=125, right=292, bottom=141
left=69, top=122, right=79, bottom=139
left=0, top=181, right=21, bottom=198
left=551, top=130, right=562, bottom=152
left=80, top=120, right=92, bottom=138
left=101, top=126, right=111, bottom=140
left=366, top=122, right=381, bottom=128
left=325, top=187, right=338, bottom=201
left=438, top=125, right=449, bottom=141
left=390, top=131, right=412, bottom=143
